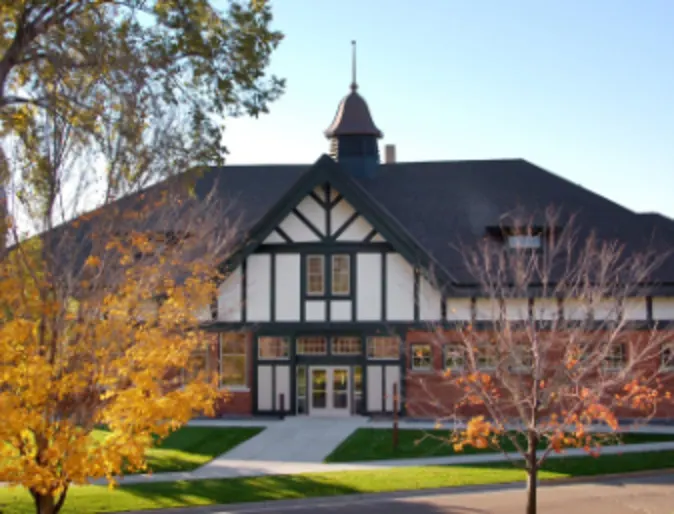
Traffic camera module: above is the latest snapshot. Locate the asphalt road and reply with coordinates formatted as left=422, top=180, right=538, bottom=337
left=129, top=473, right=674, bottom=514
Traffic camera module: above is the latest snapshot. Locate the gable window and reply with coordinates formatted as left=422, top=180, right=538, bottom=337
left=661, top=343, right=674, bottom=371
left=258, top=336, right=290, bottom=360
left=602, top=343, right=626, bottom=372
left=411, top=343, right=432, bottom=371
left=507, top=234, right=541, bottom=250
left=220, top=333, right=247, bottom=388
left=306, top=255, right=325, bottom=296
left=443, top=344, right=464, bottom=372
left=331, top=254, right=350, bottom=295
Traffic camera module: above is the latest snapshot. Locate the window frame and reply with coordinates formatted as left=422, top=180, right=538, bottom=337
left=410, top=343, right=432, bottom=372
left=366, top=336, right=400, bottom=360
left=661, top=343, right=674, bottom=371
left=443, top=343, right=465, bottom=372
left=475, top=344, right=498, bottom=372
left=602, top=343, right=626, bottom=372
left=306, top=255, right=325, bottom=296
left=331, top=254, right=351, bottom=295
left=507, top=234, right=542, bottom=250
left=182, top=344, right=210, bottom=386
left=258, top=336, right=290, bottom=360
left=296, top=336, right=328, bottom=355
left=219, top=333, right=248, bottom=389
left=331, top=336, right=362, bottom=355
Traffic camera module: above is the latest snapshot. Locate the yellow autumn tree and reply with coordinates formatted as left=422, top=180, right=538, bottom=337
left=0, top=184, right=237, bottom=514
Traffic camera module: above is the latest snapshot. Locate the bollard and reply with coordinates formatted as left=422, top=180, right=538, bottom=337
left=392, top=382, right=399, bottom=450
left=279, top=393, right=285, bottom=420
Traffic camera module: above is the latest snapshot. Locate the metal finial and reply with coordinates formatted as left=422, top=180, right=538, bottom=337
left=350, top=40, right=358, bottom=91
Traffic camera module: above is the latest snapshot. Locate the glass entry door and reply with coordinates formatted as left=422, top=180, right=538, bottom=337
left=309, top=366, right=351, bottom=416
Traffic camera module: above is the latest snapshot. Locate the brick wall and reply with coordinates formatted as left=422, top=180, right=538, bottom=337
left=404, top=329, right=674, bottom=420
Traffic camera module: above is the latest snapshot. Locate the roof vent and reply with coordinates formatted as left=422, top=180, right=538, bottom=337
left=384, top=144, right=396, bottom=164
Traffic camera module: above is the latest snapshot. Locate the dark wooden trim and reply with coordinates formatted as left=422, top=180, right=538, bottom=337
left=251, top=335, right=258, bottom=414
left=440, top=295, right=447, bottom=321
left=257, top=242, right=394, bottom=253
left=364, top=228, right=378, bottom=242
left=241, top=258, right=248, bottom=322
left=413, top=268, right=420, bottom=321
left=331, top=211, right=360, bottom=241
left=399, top=341, right=407, bottom=416
left=275, top=227, right=293, bottom=243
left=329, top=193, right=344, bottom=209
left=325, top=253, right=332, bottom=321
left=380, top=364, right=386, bottom=412
left=325, top=183, right=332, bottom=240
left=270, top=254, right=276, bottom=322
left=647, top=296, right=653, bottom=324
left=309, top=190, right=328, bottom=209
left=351, top=253, right=358, bottom=321
left=381, top=252, right=387, bottom=321
left=300, top=256, right=307, bottom=322
left=292, top=207, right=324, bottom=240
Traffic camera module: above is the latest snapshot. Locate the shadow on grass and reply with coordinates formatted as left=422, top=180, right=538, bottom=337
left=115, top=474, right=490, bottom=514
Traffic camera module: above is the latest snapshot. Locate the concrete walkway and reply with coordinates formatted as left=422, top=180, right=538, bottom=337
left=109, top=417, right=674, bottom=485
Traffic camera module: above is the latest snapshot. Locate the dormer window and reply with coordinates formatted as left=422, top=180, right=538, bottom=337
left=507, top=234, right=542, bottom=250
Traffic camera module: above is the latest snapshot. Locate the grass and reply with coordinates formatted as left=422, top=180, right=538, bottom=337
left=1, top=450, right=673, bottom=513
left=90, top=426, right=265, bottom=473
left=325, top=428, right=674, bottom=462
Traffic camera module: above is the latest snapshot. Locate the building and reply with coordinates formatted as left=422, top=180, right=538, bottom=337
left=64, top=53, right=674, bottom=420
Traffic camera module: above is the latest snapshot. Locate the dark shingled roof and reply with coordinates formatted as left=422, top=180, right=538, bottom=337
left=353, top=159, right=674, bottom=282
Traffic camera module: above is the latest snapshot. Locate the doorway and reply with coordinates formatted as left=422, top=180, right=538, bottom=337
left=309, top=366, right=351, bottom=416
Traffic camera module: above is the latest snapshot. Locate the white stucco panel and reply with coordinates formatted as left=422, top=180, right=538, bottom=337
left=356, top=253, right=382, bottom=321
left=446, top=298, right=472, bottom=321
left=419, top=276, right=442, bottom=321
left=623, top=297, right=647, bottom=320
left=245, top=254, right=271, bottom=322
left=296, top=195, right=326, bottom=235
left=275, top=254, right=301, bottom=321
left=278, top=212, right=320, bottom=242
left=330, top=198, right=357, bottom=236
left=336, top=216, right=374, bottom=241
left=386, top=253, right=414, bottom=321
left=653, top=297, right=674, bottom=321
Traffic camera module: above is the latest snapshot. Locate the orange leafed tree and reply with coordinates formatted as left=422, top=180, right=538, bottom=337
left=0, top=185, right=237, bottom=514
left=411, top=207, right=674, bottom=514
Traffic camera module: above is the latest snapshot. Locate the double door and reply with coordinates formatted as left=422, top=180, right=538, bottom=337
left=309, top=366, right=350, bottom=416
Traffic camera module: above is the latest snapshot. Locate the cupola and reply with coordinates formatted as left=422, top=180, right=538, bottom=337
left=325, top=41, right=383, bottom=178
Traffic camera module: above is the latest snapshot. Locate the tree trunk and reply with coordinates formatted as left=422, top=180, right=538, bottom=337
left=31, top=488, right=68, bottom=514
left=526, top=431, right=539, bottom=514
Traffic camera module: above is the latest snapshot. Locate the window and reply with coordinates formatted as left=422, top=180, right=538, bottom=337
left=443, top=344, right=464, bottom=371
left=331, top=254, right=350, bottom=295
left=296, top=336, right=328, bottom=355
left=507, top=234, right=541, bottom=250
left=296, top=365, right=307, bottom=414
left=258, top=336, right=290, bottom=359
left=411, top=343, right=432, bottom=371
left=367, top=336, right=400, bottom=359
left=661, top=343, right=674, bottom=371
left=475, top=345, right=497, bottom=371
left=332, top=336, right=362, bottom=355
left=507, top=345, right=533, bottom=373
left=602, top=343, right=626, bottom=372
left=220, top=333, right=247, bottom=388
left=183, top=344, right=210, bottom=385
left=306, top=255, right=324, bottom=295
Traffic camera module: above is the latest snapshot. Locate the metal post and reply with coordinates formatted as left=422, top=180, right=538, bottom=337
left=392, top=382, right=399, bottom=450
left=279, top=392, right=285, bottom=420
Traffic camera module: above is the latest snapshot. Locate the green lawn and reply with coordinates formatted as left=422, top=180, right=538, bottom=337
left=95, top=426, right=264, bottom=473
left=325, top=428, right=674, bottom=463
left=1, top=451, right=673, bottom=513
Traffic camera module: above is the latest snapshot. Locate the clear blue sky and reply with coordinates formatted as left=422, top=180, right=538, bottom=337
left=221, top=0, right=674, bottom=218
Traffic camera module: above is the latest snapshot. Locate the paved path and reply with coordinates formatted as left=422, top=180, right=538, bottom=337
left=112, top=438, right=674, bottom=485
left=121, top=472, right=674, bottom=513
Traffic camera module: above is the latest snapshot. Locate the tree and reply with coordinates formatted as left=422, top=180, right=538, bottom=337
left=0, top=0, right=284, bottom=228
left=409, top=207, right=674, bottom=514
left=0, top=179, right=238, bottom=514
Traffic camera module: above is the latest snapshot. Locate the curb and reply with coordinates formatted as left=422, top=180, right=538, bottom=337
left=540, top=467, right=674, bottom=486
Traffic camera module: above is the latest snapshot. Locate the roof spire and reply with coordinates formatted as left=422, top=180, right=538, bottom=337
left=350, top=40, right=358, bottom=92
